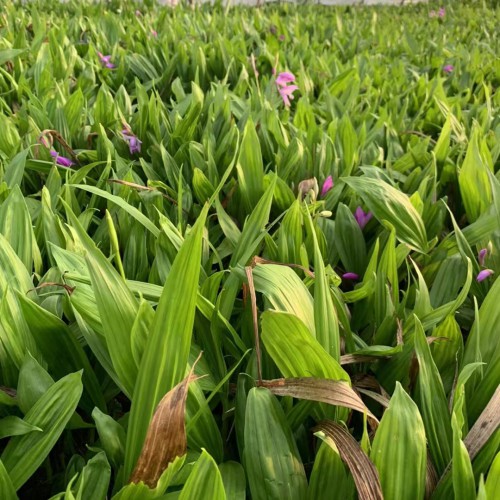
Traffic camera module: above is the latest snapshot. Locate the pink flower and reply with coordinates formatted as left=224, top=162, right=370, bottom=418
left=50, top=150, right=73, bottom=167
left=151, top=30, right=158, bottom=37
left=478, top=248, right=488, bottom=267
left=321, top=176, right=334, bottom=197
left=278, top=85, right=299, bottom=107
left=98, top=52, right=115, bottom=69
left=443, top=65, right=454, bottom=74
left=135, top=10, right=142, bottom=16
left=342, top=272, right=359, bottom=280
left=429, top=10, right=436, bottom=18
left=276, top=72, right=295, bottom=87
left=275, top=72, right=298, bottom=107
left=278, top=35, right=285, bottom=42
left=354, top=207, right=373, bottom=230
left=438, top=7, right=445, bottom=18
left=476, top=269, right=494, bottom=282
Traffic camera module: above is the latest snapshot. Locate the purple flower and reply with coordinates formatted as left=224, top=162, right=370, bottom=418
left=321, top=176, right=334, bottom=197
left=438, top=7, right=445, bottom=18
left=278, top=35, right=285, bottom=42
left=342, top=272, right=359, bottom=280
left=98, top=52, right=115, bottom=69
left=478, top=248, right=488, bottom=267
left=476, top=269, right=494, bottom=282
left=122, top=129, right=142, bottom=155
left=354, top=206, right=373, bottom=230
left=50, top=150, right=73, bottom=167
left=443, top=65, right=454, bottom=74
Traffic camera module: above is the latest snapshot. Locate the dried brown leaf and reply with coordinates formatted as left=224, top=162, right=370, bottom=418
left=434, top=385, right=500, bottom=492
left=425, top=454, right=439, bottom=499
left=463, top=384, right=500, bottom=461
left=129, top=366, right=199, bottom=487
left=260, top=377, right=378, bottom=426
left=340, top=354, right=390, bottom=365
left=356, top=388, right=390, bottom=409
left=314, top=420, right=383, bottom=500
left=245, top=266, right=262, bottom=383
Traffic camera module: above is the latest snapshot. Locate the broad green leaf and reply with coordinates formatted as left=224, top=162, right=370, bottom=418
left=485, top=452, right=500, bottom=498
left=63, top=201, right=139, bottom=397
left=307, top=211, right=340, bottom=359
left=124, top=206, right=208, bottom=479
left=0, top=460, right=17, bottom=500
left=219, top=462, right=245, bottom=500
left=251, top=263, right=315, bottom=336
left=236, top=118, right=264, bottom=212
left=244, top=387, right=307, bottom=500
left=179, top=450, right=226, bottom=500
left=458, top=126, right=492, bottom=223
left=1, top=372, right=83, bottom=490
left=308, top=441, right=352, bottom=500
left=414, top=317, right=452, bottom=475
left=75, top=452, right=111, bottom=500
left=370, top=382, right=426, bottom=500
left=261, top=311, right=349, bottom=381
left=0, top=416, right=41, bottom=440
left=343, top=176, right=428, bottom=252
left=92, top=408, right=126, bottom=468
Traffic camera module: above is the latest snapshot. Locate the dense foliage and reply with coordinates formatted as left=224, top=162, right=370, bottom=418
left=0, top=0, right=499, bottom=498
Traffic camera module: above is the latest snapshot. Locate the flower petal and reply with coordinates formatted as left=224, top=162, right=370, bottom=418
left=321, top=176, right=334, bottom=197
left=276, top=72, right=295, bottom=87
left=478, top=248, right=488, bottom=267
left=476, top=269, right=494, bottom=282
left=342, top=272, right=359, bottom=280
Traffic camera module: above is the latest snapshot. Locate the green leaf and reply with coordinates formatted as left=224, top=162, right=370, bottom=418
left=0, top=416, right=41, bottom=440
left=179, top=450, right=226, bottom=500
left=244, top=387, right=307, bottom=500
left=308, top=441, right=352, bottom=500
left=92, top=408, right=126, bottom=468
left=343, top=176, right=428, bottom=252
left=1, top=371, right=83, bottom=490
left=124, top=205, right=208, bottom=479
left=0, top=460, right=17, bottom=500
left=236, top=118, right=264, bottom=212
left=219, top=462, right=245, bottom=500
left=261, top=311, right=349, bottom=381
left=413, top=317, right=453, bottom=475
left=307, top=211, right=340, bottom=359
left=68, top=185, right=160, bottom=237
left=458, top=126, right=492, bottom=223
left=370, top=382, right=426, bottom=500
left=75, top=452, right=111, bottom=500
left=485, top=452, right=500, bottom=498
left=62, top=200, right=139, bottom=398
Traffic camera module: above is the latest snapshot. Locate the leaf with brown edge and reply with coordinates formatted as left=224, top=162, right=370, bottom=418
left=260, top=378, right=378, bottom=427
left=314, top=420, right=383, bottom=500
left=129, top=365, right=200, bottom=488
left=463, top=384, right=500, bottom=461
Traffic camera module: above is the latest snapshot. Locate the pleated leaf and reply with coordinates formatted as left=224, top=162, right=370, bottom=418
left=124, top=205, right=208, bottom=480
left=244, top=387, right=307, bottom=500
left=413, top=317, right=452, bottom=475
left=370, top=382, right=427, bottom=500
left=261, top=311, right=349, bottom=381
left=343, top=177, right=428, bottom=252
left=1, top=372, right=83, bottom=490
